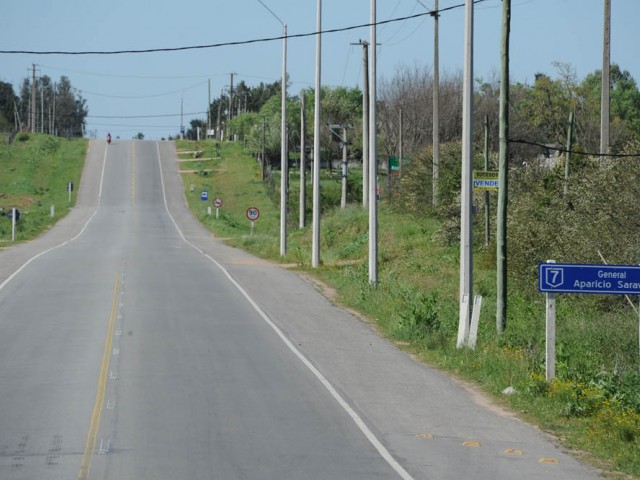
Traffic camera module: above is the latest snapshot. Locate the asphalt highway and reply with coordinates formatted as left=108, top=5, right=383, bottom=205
left=0, top=140, right=602, bottom=479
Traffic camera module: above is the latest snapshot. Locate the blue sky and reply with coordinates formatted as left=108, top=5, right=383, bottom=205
left=1, top=0, right=637, bottom=140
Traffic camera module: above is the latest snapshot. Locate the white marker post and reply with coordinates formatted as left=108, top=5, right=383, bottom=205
left=11, top=209, right=16, bottom=242
left=545, top=260, right=556, bottom=382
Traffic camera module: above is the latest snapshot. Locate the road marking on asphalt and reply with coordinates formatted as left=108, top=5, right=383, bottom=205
left=0, top=143, right=107, bottom=295
left=463, top=441, right=481, bottom=447
left=504, top=448, right=523, bottom=455
left=77, top=273, right=120, bottom=480
left=416, top=433, right=433, bottom=439
left=539, top=457, right=559, bottom=464
left=155, top=142, right=416, bottom=480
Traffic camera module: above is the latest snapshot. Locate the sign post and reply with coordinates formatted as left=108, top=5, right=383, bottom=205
left=214, top=198, right=223, bottom=220
left=539, top=261, right=640, bottom=381
left=472, top=170, right=499, bottom=191
left=8, top=208, right=20, bottom=242
left=246, top=207, right=260, bottom=238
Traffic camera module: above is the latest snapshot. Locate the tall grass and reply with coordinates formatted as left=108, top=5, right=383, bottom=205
left=0, top=133, right=86, bottom=242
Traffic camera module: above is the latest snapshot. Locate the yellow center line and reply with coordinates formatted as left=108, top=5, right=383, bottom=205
left=78, top=274, right=121, bottom=480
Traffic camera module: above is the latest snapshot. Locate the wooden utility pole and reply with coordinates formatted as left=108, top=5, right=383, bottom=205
left=208, top=79, right=211, bottom=136
left=398, top=108, right=403, bottom=174
left=496, top=0, right=511, bottom=334
left=229, top=73, right=234, bottom=123
left=600, top=0, right=611, bottom=155
left=564, top=109, right=574, bottom=198
left=300, top=93, right=306, bottom=228
left=341, top=126, right=348, bottom=209
left=431, top=0, right=440, bottom=205
left=217, top=90, right=223, bottom=141
left=484, top=115, right=490, bottom=247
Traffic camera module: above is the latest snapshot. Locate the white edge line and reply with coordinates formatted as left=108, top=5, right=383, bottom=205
left=0, top=142, right=107, bottom=294
left=155, top=142, right=415, bottom=480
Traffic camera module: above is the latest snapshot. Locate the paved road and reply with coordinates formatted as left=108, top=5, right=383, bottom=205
left=0, top=140, right=602, bottom=479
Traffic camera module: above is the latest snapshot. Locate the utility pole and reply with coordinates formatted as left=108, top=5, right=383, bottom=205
left=312, top=0, right=322, bottom=268
left=431, top=0, right=440, bottom=205
left=564, top=109, right=574, bottom=199
left=600, top=0, right=611, bottom=155
left=484, top=114, right=490, bottom=247
left=280, top=24, right=288, bottom=257
left=229, top=73, right=234, bottom=122
left=300, top=92, right=306, bottom=228
left=208, top=79, right=211, bottom=137
left=30, top=64, right=37, bottom=133
left=262, top=116, right=266, bottom=180
left=329, top=124, right=350, bottom=209
left=352, top=40, right=370, bottom=209
left=496, top=0, right=511, bottom=334
left=217, top=89, right=223, bottom=140
left=368, top=0, right=378, bottom=285
left=457, top=0, right=473, bottom=347
left=398, top=108, right=403, bottom=174
left=180, top=95, right=184, bottom=139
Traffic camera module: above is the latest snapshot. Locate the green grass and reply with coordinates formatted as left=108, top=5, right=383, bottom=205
left=0, top=133, right=87, bottom=243
left=177, top=139, right=640, bottom=479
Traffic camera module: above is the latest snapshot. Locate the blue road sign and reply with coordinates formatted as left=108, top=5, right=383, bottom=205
left=201, top=190, right=208, bottom=201
left=539, top=263, right=640, bottom=295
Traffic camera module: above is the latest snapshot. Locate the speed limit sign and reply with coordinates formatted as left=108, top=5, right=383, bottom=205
left=246, top=207, right=260, bottom=221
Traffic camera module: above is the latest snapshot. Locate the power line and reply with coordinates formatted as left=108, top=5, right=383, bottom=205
left=0, top=1, right=487, bottom=56
left=87, top=111, right=206, bottom=119
left=509, top=139, right=640, bottom=158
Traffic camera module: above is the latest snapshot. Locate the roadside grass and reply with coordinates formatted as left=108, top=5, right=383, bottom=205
left=0, top=133, right=86, bottom=244
left=180, top=139, right=639, bottom=477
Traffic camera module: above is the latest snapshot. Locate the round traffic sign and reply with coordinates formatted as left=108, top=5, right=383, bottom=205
left=213, top=198, right=223, bottom=208
left=246, top=207, right=260, bottom=221
left=8, top=208, right=20, bottom=222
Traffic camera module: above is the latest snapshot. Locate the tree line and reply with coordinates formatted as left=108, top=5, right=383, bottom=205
left=186, top=62, right=639, bottom=173
left=0, top=75, right=88, bottom=138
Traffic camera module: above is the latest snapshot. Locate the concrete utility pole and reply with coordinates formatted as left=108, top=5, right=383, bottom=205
left=432, top=0, right=440, bottom=205
left=280, top=23, right=288, bottom=256
left=208, top=79, right=211, bottom=136
left=256, top=1, right=288, bottom=255
left=30, top=64, right=37, bottom=133
left=368, top=0, right=378, bottom=285
left=496, top=0, right=511, bottom=334
left=352, top=40, right=370, bottom=209
left=600, top=0, right=611, bottom=155
left=300, top=92, right=306, bottom=228
left=311, top=0, right=322, bottom=268
left=457, top=0, right=473, bottom=347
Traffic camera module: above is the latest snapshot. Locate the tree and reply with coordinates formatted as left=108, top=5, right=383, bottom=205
left=0, top=81, right=16, bottom=131
left=580, top=64, right=640, bottom=147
